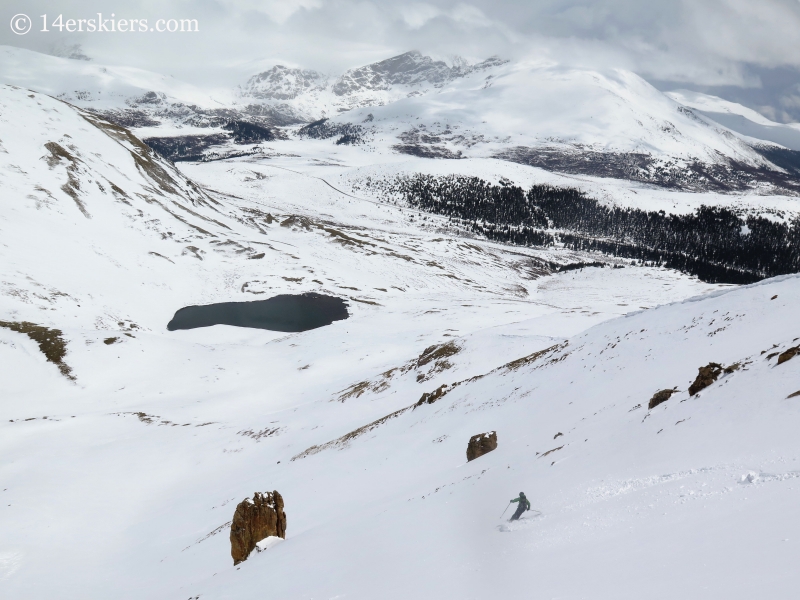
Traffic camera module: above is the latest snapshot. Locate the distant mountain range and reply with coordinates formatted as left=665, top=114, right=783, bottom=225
left=2, top=45, right=800, bottom=192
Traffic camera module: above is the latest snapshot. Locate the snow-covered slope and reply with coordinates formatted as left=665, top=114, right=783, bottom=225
left=668, top=89, right=800, bottom=152
left=321, top=61, right=764, bottom=163
left=0, top=82, right=251, bottom=335
left=2, top=55, right=800, bottom=600
left=0, top=46, right=291, bottom=131
left=0, top=46, right=226, bottom=111
left=192, top=273, right=800, bottom=600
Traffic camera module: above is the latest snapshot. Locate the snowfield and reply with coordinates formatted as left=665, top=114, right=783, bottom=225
left=0, top=66, right=799, bottom=600
left=667, top=89, right=800, bottom=152
left=325, top=59, right=768, bottom=164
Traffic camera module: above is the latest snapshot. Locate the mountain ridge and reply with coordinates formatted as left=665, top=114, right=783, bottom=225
left=3, top=45, right=800, bottom=193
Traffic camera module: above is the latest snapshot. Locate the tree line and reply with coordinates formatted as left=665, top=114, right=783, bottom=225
left=381, top=174, right=800, bottom=284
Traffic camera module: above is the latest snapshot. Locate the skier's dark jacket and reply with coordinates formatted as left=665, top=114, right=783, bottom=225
left=510, top=493, right=531, bottom=510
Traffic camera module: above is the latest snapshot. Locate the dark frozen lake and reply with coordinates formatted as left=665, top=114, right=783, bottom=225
left=167, top=293, right=349, bottom=332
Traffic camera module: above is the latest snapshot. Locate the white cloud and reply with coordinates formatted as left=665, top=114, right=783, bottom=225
left=448, top=4, right=490, bottom=28
left=222, top=0, right=324, bottom=25
left=400, top=3, right=441, bottom=29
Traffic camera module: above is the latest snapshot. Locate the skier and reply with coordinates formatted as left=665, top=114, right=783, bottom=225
left=509, top=492, right=531, bottom=521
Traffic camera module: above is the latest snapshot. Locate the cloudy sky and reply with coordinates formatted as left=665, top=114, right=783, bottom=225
left=4, top=0, right=800, bottom=121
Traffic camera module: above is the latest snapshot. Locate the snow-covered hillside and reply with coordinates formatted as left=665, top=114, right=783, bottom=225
left=1, top=53, right=800, bottom=600
left=190, top=272, right=800, bottom=600
left=0, top=46, right=226, bottom=113
left=323, top=60, right=760, bottom=162
left=668, top=89, right=800, bottom=152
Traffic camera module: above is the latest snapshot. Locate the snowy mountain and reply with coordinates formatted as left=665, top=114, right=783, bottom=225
left=328, top=51, right=505, bottom=99
left=6, top=44, right=800, bottom=193
left=0, top=46, right=226, bottom=119
left=233, top=51, right=508, bottom=122
left=667, top=89, right=800, bottom=152
left=0, top=45, right=302, bottom=135
left=239, top=65, right=328, bottom=100
left=2, top=43, right=800, bottom=600
left=317, top=60, right=784, bottom=187
left=229, top=58, right=800, bottom=191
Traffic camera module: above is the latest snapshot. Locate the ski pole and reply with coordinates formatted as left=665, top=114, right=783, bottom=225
left=499, top=502, right=511, bottom=519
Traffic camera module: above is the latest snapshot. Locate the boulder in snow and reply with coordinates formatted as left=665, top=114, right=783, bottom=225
left=777, top=346, right=799, bottom=365
left=688, top=363, right=723, bottom=396
left=230, top=491, right=286, bottom=565
left=648, top=388, right=677, bottom=409
left=466, top=431, right=497, bottom=462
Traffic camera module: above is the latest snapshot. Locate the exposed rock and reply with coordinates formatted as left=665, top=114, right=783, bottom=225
left=503, top=343, right=567, bottom=371
left=554, top=432, right=563, bottom=439
left=777, top=346, right=799, bottom=365
left=393, top=143, right=463, bottom=160
left=648, top=388, right=677, bottom=409
left=539, top=445, right=564, bottom=458
left=417, top=341, right=460, bottom=368
left=292, top=406, right=411, bottom=461
left=240, top=65, right=327, bottom=100
left=466, top=431, right=497, bottom=462
left=787, top=390, right=800, bottom=399
left=688, top=363, right=723, bottom=396
left=230, top=491, right=286, bottom=565
left=331, top=51, right=505, bottom=96
left=415, top=341, right=460, bottom=382
left=416, top=383, right=451, bottom=407
left=0, top=320, right=74, bottom=380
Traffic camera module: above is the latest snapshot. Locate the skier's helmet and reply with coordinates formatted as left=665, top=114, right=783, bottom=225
left=520, top=492, right=525, bottom=496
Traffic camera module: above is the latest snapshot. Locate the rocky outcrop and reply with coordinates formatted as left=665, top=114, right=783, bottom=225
left=415, top=341, right=460, bottom=382
left=648, top=388, right=677, bottom=409
left=777, top=346, right=799, bottom=365
left=688, top=362, right=742, bottom=395
left=688, top=363, right=723, bottom=396
left=0, top=320, right=74, bottom=380
left=466, top=431, right=497, bottom=462
left=230, top=491, right=286, bottom=565
left=240, top=65, right=327, bottom=100
left=416, top=383, right=451, bottom=407
left=331, top=51, right=505, bottom=96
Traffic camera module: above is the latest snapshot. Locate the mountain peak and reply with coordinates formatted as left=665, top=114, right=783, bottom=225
left=331, top=51, right=505, bottom=96
left=240, top=65, right=327, bottom=100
